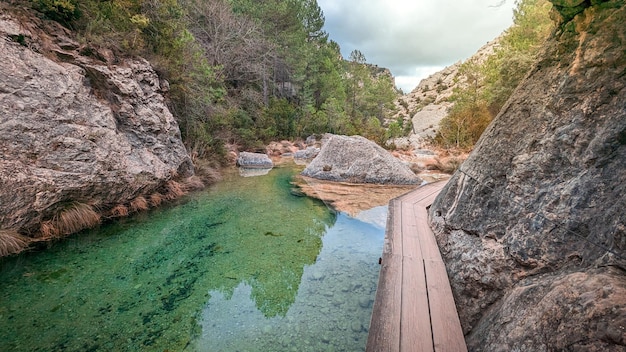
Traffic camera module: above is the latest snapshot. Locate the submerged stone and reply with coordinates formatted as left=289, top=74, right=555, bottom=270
left=238, top=167, right=271, bottom=177
left=358, top=297, right=371, bottom=309
left=351, top=322, right=363, bottom=333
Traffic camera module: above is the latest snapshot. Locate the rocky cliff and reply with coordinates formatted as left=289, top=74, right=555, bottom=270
left=429, top=1, right=626, bottom=350
left=392, top=38, right=499, bottom=147
left=0, top=9, right=193, bottom=255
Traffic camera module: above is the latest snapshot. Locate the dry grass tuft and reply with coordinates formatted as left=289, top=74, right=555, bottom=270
left=182, top=176, right=205, bottom=191
left=409, top=162, right=424, bottom=174
left=433, top=156, right=464, bottom=174
left=149, top=193, right=163, bottom=207
left=37, top=203, right=101, bottom=240
left=164, top=180, right=186, bottom=200
left=193, top=159, right=222, bottom=184
left=40, top=220, right=60, bottom=239
left=110, top=204, right=129, bottom=217
left=130, top=196, right=149, bottom=212
left=56, top=202, right=101, bottom=235
left=0, top=230, right=31, bottom=257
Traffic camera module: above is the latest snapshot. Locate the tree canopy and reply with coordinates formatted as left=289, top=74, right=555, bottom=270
left=30, top=0, right=399, bottom=160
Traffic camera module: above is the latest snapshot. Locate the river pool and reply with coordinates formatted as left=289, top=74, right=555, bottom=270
left=0, top=164, right=385, bottom=351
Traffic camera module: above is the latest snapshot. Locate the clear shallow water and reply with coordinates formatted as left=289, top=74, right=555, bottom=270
left=0, top=165, right=385, bottom=351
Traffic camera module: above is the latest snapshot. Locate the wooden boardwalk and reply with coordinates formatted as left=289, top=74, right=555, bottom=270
left=366, top=181, right=467, bottom=352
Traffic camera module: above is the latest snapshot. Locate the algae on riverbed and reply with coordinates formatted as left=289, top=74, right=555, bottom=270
left=0, top=165, right=384, bottom=352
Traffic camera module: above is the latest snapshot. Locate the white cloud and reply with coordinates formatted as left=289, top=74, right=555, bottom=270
left=318, top=0, right=517, bottom=92
left=395, top=65, right=446, bottom=93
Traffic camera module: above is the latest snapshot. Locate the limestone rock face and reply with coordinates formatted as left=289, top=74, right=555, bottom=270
left=301, top=135, right=421, bottom=184
left=294, top=146, right=320, bottom=160
left=429, top=2, right=626, bottom=350
left=0, top=13, right=192, bottom=236
left=393, top=37, right=500, bottom=146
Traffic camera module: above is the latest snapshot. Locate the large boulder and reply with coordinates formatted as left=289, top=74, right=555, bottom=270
left=236, top=152, right=273, bottom=169
left=294, top=146, right=320, bottom=160
left=429, top=2, right=626, bottom=350
left=0, top=12, right=192, bottom=244
left=301, top=135, right=421, bottom=184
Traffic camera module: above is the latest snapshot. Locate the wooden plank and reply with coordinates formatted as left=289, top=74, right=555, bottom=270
left=367, top=198, right=403, bottom=352
left=367, top=254, right=402, bottom=352
left=414, top=206, right=443, bottom=261
left=368, top=179, right=467, bottom=352
left=383, top=200, right=402, bottom=257
left=400, top=199, right=433, bottom=350
left=385, top=200, right=402, bottom=255
left=400, top=198, right=436, bottom=352
left=401, top=201, right=418, bottom=246
left=401, top=181, right=447, bottom=204
left=415, top=190, right=442, bottom=208
left=382, top=199, right=402, bottom=256
left=424, top=259, right=467, bottom=352
left=400, top=255, right=434, bottom=352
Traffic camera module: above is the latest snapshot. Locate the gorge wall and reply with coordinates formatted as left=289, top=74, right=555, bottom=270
left=0, top=8, right=193, bottom=255
left=391, top=37, right=500, bottom=146
left=429, top=1, right=626, bottom=350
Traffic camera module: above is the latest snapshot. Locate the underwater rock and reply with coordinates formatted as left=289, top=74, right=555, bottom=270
left=351, top=322, right=363, bottom=333
left=238, top=167, right=271, bottom=178
left=358, top=296, right=372, bottom=309
left=310, top=270, right=325, bottom=281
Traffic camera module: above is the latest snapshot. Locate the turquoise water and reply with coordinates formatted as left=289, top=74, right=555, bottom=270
left=0, top=165, right=385, bottom=351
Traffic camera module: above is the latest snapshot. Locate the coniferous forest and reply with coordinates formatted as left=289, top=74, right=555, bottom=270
left=29, top=0, right=397, bottom=161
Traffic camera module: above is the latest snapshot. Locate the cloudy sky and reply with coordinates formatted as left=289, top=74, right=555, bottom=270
left=317, top=0, right=517, bottom=93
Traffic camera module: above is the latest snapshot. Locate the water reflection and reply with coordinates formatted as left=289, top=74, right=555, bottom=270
left=194, top=212, right=384, bottom=352
left=0, top=165, right=382, bottom=352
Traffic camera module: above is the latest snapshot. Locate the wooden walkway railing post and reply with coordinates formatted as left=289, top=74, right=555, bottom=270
left=366, top=181, right=467, bottom=352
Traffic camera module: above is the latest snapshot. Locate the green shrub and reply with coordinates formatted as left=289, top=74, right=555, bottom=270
left=386, top=121, right=403, bottom=140
left=36, top=0, right=80, bottom=26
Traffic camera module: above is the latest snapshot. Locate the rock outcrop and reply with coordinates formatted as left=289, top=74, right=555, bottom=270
left=429, top=1, right=626, bottom=350
left=294, top=146, right=321, bottom=160
left=301, top=135, right=421, bottom=184
left=236, top=152, right=273, bottom=169
left=0, top=10, right=192, bottom=252
left=392, top=38, right=500, bottom=146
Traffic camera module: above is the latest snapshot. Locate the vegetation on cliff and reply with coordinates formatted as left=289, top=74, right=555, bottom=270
left=25, top=0, right=559, bottom=156
left=25, top=0, right=397, bottom=159
left=434, top=0, right=554, bottom=149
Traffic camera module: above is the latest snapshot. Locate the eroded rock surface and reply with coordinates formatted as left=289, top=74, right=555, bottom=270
left=429, top=1, right=626, bottom=350
left=294, top=146, right=320, bottom=160
left=301, top=134, right=421, bottom=185
left=0, top=12, right=192, bottom=242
